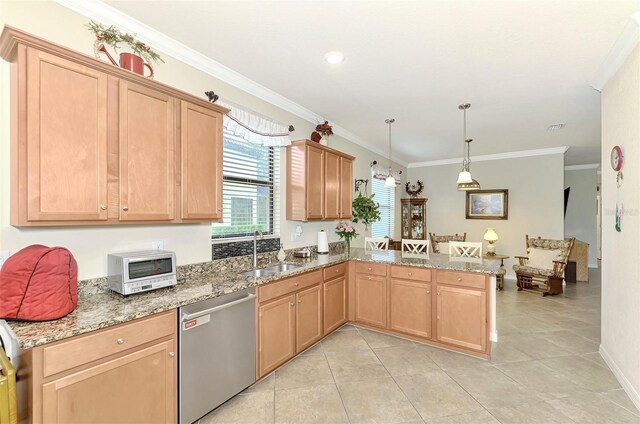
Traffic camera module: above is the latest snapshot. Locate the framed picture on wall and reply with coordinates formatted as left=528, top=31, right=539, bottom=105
left=466, top=189, right=508, bottom=220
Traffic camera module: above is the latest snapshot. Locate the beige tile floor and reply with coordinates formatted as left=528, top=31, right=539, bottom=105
left=200, top=269, right=640, bottom=423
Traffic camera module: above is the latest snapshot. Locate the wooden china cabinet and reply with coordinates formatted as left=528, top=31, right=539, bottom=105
left=401, top=198, right=428, bottom=239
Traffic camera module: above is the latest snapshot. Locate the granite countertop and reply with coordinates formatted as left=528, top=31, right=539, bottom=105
left=3, top=248, right=498, bottom=350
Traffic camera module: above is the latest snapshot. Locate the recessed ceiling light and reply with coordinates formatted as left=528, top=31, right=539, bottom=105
left=547, top=123, right=565, bottom=131
left=324, top=51, right=345, bottom=65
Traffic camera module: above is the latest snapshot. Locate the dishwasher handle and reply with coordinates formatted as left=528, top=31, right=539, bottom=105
left=181, top=293, right=256, bottom=322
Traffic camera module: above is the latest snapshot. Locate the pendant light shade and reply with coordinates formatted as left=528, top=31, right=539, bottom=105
left=457, top=103, right=480, bottom=191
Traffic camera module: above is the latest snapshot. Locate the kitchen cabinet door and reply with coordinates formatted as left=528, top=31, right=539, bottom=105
left=305, top=145, right=325, bottom=219
left=24, top=48, right=108, bottom=222
left=296, top=285, right=323, bottom=352
left=436, top=285, right=487, bottom=352
left=180, top=101, right=223, bottom=220
left=42, top=339, right=176, bottom=424
left=389, top=279, right=431, bottom=339
left=324, top=276, right=347, bottom=334
left=324, top=151, right=340, bottom=219
left=339, top=157, right=353, bottom=218
left=258, top=295, right=296, bottom=377
left=354, top=274, right=387, bottom=328
left=119, top=80, right=175, bottom=221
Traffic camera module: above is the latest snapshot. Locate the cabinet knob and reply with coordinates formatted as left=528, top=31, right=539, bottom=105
left=437, top=292, right=441, bottom=296
left=169, top=352, right=175, bottom=357
left=294, top=283, right=299, bottom=287
left=290, top=302, right=294, bottom=306
left=298, top=299, right=302, bottom=303
left=367, top=267, right=372, bottom=271
left=122, top=207, right=129, bottom=212
left=116, top=338, right=125, bottom=345
left=368, top=276, right=372, bottom=280
left=427, top=290, right=430, bottom=294
left=457, top=277, right=462, bottom=281
left=100, top=204, right=107, bottom=210
left=335, top=269, right=340, bottom=273
left=408, top=272, right=413, bottom=277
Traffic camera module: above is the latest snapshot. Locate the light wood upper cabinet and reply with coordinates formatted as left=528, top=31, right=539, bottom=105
left=306, top=145, right=325, bottom=219
left=23, top=48, right=108, bottom=223
left=119, top=81, right=175, bottom=221
left=435, top=284, right=487, bottom=352
left=286, top=140, right=355, bottom=221
left=324, top=151, right=340, bottom=219
left=180, top=101, right=223, bottom=220
left=339, top=156, right=353, bottom=218
left=295, top=285, right=323, bottom=352
left=1, top=27, right=228, bottom=226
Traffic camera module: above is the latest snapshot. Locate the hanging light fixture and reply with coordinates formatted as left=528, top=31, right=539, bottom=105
left=457, top=103, right=481, bottom=191
left=384, top=118, right=396, bottom=187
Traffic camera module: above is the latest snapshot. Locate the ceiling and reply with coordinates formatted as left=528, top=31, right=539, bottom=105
left=102, top=0, right=637, bottom=166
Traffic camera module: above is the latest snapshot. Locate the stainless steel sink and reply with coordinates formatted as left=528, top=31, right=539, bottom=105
left=240, top=263, right=303, bottom=278
left=262, top=263, right=303, bottom=273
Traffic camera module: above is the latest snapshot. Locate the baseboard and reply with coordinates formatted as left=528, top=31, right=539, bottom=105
left=490, top=331, right=498, bottom=342
left=599, top=344, right=640, bottom=412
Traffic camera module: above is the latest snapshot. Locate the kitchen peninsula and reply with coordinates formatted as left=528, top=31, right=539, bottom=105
left=2, top=248, right=498, bottom=422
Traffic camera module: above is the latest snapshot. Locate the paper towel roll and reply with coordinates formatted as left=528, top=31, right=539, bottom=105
left=317, top=230, right=329, bottom=254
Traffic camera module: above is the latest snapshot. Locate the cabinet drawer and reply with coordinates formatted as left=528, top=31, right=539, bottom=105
left=390, top=265, right=432, bottom=282
left=43, top=310, right=176, bottom=377
left=323, top=262, right=347, bottom=280
left=258, top=270, right=322, bottom=303
left=436, top=270, right=487, bottom=290
left=354, top=262, right=387, bottom=277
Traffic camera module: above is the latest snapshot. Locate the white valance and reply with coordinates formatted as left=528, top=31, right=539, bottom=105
left=218, top=99, right=292, bottom=147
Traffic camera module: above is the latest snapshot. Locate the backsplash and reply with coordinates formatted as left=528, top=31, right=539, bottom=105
left=211, top=237, right=281, bottom=260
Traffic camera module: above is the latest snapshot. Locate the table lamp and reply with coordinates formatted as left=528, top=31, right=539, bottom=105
left=484, top=228, right=499, bottom=256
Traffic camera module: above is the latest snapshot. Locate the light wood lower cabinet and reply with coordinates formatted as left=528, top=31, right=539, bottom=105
left=295, top=285, right=323, bottom=352
left=323, top=276, right=347, bottom=333
left=354, top=274, right=387, bottom=328
left=27, top=310, right=177, bottom=423
left=42, top=340, right=175, bottom=424
left=435, top=284, right=487, bottom=352
left=257, top=294, right=296, bottom=377
left=389, top=279, right=431, bottom=339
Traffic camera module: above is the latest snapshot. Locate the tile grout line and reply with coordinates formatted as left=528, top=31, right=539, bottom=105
left=320, top=337, right=352, bottom=424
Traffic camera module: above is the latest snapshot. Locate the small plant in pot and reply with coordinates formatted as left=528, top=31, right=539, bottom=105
left=310, top=121, right=333, bottom=144
left=351, top=193, right=381, bottom=230
left=87, top=21, right=164, bottom=79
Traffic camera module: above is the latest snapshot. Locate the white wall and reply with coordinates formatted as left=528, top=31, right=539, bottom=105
left=564, top=168, right=599, bottom=266
left=600, top=43, right=640, bottom=409
left=407, top=153, right=565, bottom=277
left=0, top=0, right=405, bottom=279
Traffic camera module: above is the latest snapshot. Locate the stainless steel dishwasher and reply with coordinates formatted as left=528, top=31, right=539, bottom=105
left=179, top=288, right=256, bottom=424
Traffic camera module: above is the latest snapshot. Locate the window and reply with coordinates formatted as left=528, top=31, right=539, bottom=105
left=211, top=133, right=280, bottom=238
left=370, top=176, right=395, bottom=238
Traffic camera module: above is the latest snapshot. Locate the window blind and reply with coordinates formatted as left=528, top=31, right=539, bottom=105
left=211, top=132, right=280, bottom=239
left=370, top=176, right=395, bottom=238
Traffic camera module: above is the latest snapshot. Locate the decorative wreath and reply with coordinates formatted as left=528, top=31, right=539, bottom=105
left=405, top=180, right=424, bottom=197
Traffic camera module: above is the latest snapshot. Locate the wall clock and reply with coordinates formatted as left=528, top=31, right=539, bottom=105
left=610, top=146, right=623, bottom=171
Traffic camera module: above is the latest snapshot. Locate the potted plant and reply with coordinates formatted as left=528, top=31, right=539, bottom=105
left=87, top=21, right=164, bottom=78
left=310, top=121, right=333, bottom=145
left=351, top=193, right=381, bottom=230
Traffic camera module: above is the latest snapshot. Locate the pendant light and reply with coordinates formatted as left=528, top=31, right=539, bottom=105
left=457, top=103, right=481, bottom=191
left=384, top=118, right=396, bottom=187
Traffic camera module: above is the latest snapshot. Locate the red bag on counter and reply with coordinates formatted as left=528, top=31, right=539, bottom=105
left=0, top=245, right=78, bottom=321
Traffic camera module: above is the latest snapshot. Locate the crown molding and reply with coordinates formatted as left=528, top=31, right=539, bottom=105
left=407, top=146, right=569, bottom=168
left=591, top=12, right=640, bottom=92
left=52, top=0, right=408, bottom=167
left=564, top=163, right=600, bottom=171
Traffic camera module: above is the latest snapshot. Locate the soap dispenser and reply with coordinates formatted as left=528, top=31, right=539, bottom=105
left=277, top=244, right=286, bottom=262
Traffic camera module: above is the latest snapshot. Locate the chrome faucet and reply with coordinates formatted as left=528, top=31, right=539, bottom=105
left=253, top=230, right=264, bottom=268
